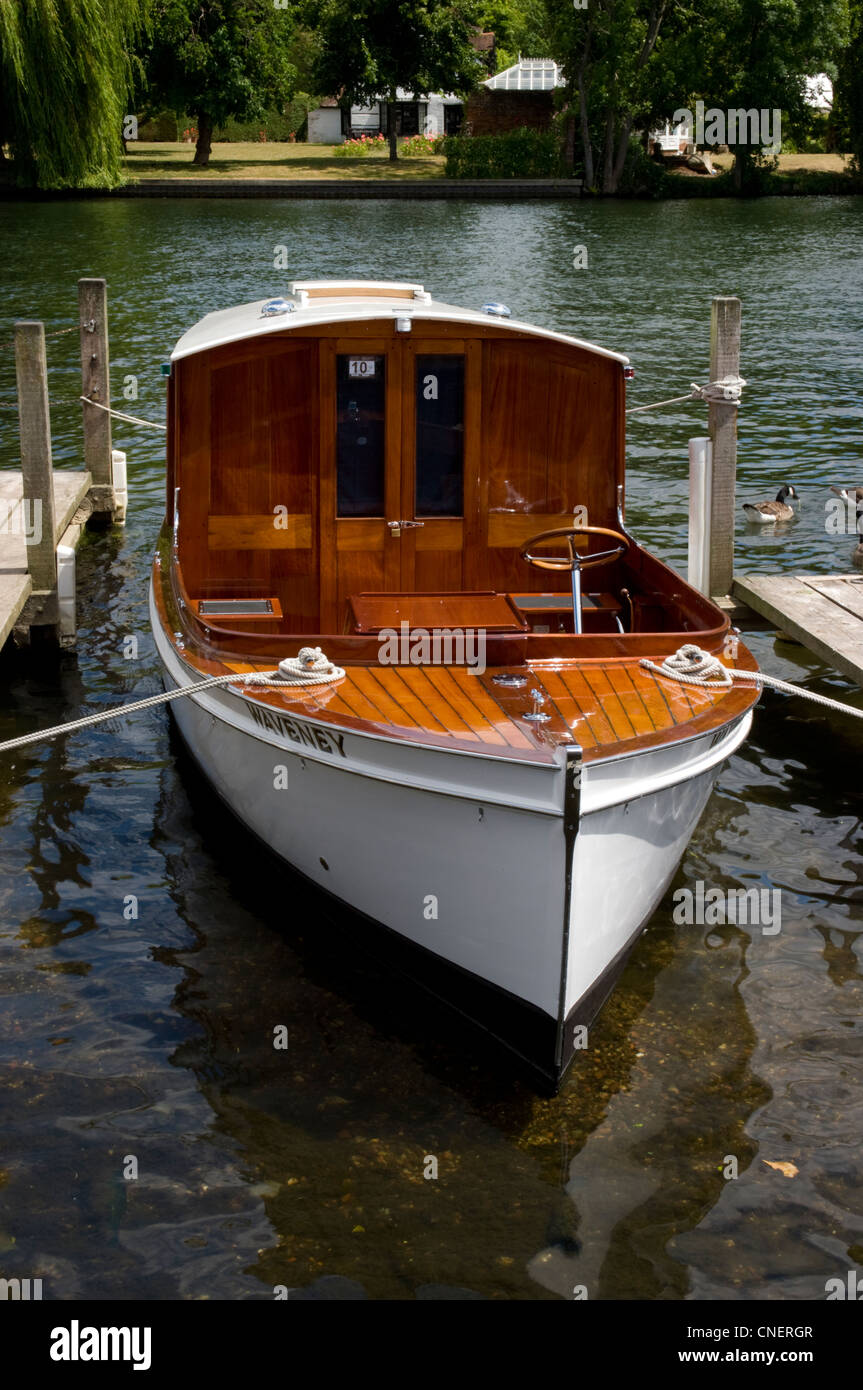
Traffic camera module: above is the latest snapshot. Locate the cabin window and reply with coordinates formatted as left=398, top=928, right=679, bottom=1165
left=336, top=354, right=386, bottom=516
left=415, top=355, right=464, bottom=517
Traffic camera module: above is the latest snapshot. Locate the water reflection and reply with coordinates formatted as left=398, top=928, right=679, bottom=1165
left=0, top=197, right=861, bottom=1298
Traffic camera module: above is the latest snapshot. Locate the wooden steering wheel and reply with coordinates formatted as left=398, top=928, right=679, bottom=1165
left=520, top=525, right=629, bottom=573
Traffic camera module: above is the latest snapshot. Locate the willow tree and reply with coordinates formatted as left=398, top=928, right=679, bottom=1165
left=0, top=0, right=148, bottom=188
left=142, top=0, right=297, bottom=166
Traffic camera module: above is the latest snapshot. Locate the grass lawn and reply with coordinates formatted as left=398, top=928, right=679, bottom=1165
left=710, top=151, right=852, bottom=174
left=123, top=141, right=446, bottom=180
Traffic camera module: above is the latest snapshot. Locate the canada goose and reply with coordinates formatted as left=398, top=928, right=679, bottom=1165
left=854, top=505, right=863, bottom=566
left=830, top=485, right=863, bottom=504
left=742, top=485, right=798, bottom=523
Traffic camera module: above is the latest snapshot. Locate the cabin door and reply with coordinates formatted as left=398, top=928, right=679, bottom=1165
left=320, top=337, right=478, bottom=629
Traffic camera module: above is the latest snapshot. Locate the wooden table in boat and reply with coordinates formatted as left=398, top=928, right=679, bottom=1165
left=348, top=590, right=528, bottom=634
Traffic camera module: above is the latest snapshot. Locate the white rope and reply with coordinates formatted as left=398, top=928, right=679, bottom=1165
left=79, top=396, right=167, bottom=431
left=626, top=387, right=702, bottom=415
left=626, top=378, right=745, bottom=417
left=641, top=644, right=863, bottom=720
left=252, top=646, right=346, bottom=686
left=0, top=647, right=345, bottom=755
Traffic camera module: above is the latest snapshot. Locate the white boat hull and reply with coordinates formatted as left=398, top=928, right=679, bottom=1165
left=152, top=591, right=752, bottom=1083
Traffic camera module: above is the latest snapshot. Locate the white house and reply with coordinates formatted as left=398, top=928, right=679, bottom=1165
left=307, top=89, right=464, bottom=144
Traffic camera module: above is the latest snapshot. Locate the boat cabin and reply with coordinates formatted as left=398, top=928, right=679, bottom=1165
left=164, top=281, right=725, bottom=654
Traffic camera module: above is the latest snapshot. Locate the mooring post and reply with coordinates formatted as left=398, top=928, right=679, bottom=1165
left=688, top=436, right=712, bottom=594
left=707, top=296, right=742, bottom=598
left=78, top=276, right=114, bottom=520
left=14, top=321, right=59, bottom=634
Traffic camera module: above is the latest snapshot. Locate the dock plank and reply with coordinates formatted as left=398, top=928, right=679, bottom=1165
left=0, top=470, right=92, bottom=645
left=733, top=572, right=863, bottom=686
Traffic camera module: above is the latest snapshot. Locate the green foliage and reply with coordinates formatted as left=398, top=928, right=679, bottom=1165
left=444, top=126, right=560, bottom=176
left=400, top=132, right=447, bottom=155
left=0, top=0, right=150, bottom=188
left=142, top=0, right=296, bottom=128
left=306, top=0, right=483, bottom=156
left=331, top=133, right=388, bottom=155
left=215, top=96, right=313, bottom=141
left=546, top=0, right=851, bottom=195
left=474, top=0, right=553, bottom=69
left=614, top=138, right=668, bottom=196
left=834, top=0, right=863, bottom=167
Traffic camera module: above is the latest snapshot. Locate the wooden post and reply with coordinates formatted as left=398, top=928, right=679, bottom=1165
left=79, top=276, right=114, bottom=517
left=707, top=295, right=742, bottom=598
left=14, top=322, right=58, bottom=624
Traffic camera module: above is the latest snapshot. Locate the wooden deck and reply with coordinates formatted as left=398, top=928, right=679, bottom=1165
left=221, top=654, right=759, bottom=764
left=733, top=572, right=863, bottom=687
left=0, top=469, right=91, bottom=646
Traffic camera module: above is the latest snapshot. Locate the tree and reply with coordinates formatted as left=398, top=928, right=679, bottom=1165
left=832, top=0, right=861, bottom=166
left=547, top=0, right=678, bottom=193
left=474, top=0, right=553, bottom=70
left=546, top=0, right=849, bottom=194
left=673, top=0, right=849, bottom=191
left=142, top=0, right=297, bottom=165
left=0, top=0, right=149, bottom=188
left=307, top=0, right=483, bottom=160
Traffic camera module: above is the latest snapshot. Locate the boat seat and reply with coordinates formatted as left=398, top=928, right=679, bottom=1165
left=346, top=591, right=529, bottom=635
left=509, top=591, right=623, bottom=633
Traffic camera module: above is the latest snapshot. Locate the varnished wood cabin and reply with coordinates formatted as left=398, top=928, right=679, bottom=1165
left=163, top=280, right=731, bottom=676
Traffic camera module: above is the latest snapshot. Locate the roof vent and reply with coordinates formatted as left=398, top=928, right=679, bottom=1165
left=481, top=301, right=512, bottom=319
left=261, top=298, right=295, bottom=318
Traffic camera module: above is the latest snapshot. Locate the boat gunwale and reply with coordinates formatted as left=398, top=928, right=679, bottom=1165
left=152, top=545, right=760, bottom=769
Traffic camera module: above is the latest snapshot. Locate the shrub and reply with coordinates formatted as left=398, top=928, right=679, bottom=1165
left=443, top=126, right=561, bottom=178
left=614, top=139, right=669, bottom=197
left=332, top=133, right=387, bottom=157
left=214, top=96, right=313, bottom=143
left=400, top=133, right=446, bottom=157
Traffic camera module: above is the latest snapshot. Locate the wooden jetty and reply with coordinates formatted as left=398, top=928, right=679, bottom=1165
left=733, top=573, right=863, bottom=688
left=1, top=278, right=124, bottom=648
left=682, top=296, right=863, bottom=692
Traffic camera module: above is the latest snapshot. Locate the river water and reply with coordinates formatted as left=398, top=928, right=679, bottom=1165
left=0, top=195, right=861, bottom=1300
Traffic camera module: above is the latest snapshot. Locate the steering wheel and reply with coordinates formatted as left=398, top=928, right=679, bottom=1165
left=519, top=526, right=629, bottom=635
left=520, top=525, right=629, bottom=573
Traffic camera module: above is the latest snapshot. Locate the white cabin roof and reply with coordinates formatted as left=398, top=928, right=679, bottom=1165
left=169, top=281, right=629, bottom=366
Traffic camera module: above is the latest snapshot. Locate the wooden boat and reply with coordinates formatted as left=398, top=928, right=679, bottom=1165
left=150, top=280, right=759, bottom=1087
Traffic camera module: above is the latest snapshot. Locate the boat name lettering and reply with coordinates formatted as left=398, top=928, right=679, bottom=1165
left=249, top=703, right=346, bottom=757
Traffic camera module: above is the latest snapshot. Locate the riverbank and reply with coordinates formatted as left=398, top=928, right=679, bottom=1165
left=0, top=146, right=858, bottom=199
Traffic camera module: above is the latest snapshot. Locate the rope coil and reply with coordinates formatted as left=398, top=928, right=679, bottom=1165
left=249, top=646, right=345, bottom=687
left=641, top=644, right=863, bottom=720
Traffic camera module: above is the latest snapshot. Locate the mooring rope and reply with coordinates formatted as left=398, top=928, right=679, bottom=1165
left=626, top=378, right=745, bottom=416
left=0, top=647, right=347, bottom=755
left=0, top=670, right=277, bottom=755
left=641, top=644, right=863, bottom=720
left=79, top=396, right=167, bottom=431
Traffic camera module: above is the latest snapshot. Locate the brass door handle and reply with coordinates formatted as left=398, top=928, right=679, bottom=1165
left=387, top=520, right=425, bottom=536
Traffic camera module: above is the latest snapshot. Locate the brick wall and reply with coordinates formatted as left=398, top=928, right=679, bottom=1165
left=464, top=90, right=555, bottom=136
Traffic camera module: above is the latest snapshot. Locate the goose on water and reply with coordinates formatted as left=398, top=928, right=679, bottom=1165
left=742, top=485, right=798, bottom=523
